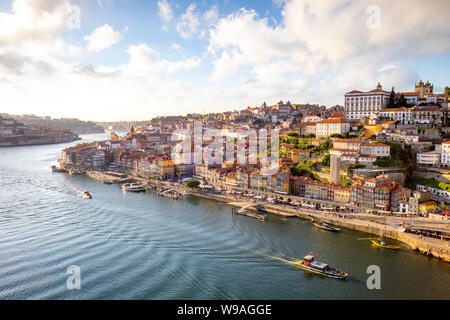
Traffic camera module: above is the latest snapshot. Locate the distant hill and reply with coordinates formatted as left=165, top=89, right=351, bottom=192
left=8, top=114, right=105, bottom=134
left=0, top=115, right=80, bottom=147
left=96, top=116, right=189, bottom=132
left=96, top=121, right=153, bottom=132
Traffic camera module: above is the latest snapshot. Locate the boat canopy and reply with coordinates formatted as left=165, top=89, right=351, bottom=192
left=310, top=261, right=329, bottom=270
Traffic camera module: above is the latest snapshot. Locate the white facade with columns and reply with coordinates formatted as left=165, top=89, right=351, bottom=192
left=345, top=83, right=390, bottom=120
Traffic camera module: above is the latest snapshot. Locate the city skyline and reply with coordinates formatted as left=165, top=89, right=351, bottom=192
left=0, top=0, right=449, bottom=122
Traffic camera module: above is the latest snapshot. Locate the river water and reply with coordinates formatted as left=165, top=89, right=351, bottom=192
left=0, top=133, right=448, bottom=300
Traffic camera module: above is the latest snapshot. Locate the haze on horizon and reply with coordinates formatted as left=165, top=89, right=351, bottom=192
left=0, top=0, right=449, bottom=122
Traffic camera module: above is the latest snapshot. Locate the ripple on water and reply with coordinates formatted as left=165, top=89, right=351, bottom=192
left=1, top=139, right=450, bottom=300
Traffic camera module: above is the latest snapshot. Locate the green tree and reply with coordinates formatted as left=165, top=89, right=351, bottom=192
left=396, top=94, right=407, bottom=107
left=287, top=131, right=299, bottom=138
left=186, top=179, right=200, bottom=188
left=322, top=154, right=331, bottom=167
left=387, top=87, right=396, bottom=108
left=306, top=133, right=316, bottom=139
left=444, top=87, right=450, bottom=99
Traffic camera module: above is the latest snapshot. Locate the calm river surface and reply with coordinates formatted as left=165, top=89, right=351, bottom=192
left=0, top=133, right=449, bottom=300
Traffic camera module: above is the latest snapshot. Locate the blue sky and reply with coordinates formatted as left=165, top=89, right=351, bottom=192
left=0, top=0, right=449, bottom=121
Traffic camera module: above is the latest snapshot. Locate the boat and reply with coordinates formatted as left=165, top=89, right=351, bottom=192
left=81, top=191, right=92, bottom=199
left=311, top=220, right=340, bottom=232
left=51, top=166, right=67, bottom=173
left=122, top=183, right=146, bottom=192
left=294, top=255, right=348, bottom=280
left=159, top=189, right=180, bottom=199
left=69, top=169, right=85, bottom=176
left=370, top=239, right=400, bottom=250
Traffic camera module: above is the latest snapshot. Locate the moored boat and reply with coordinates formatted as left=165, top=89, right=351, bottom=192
left=122, top=183, right=145, bottom=192
left=311, top=220, right=340, bottom=232
left=294, top=255, right=348, bottom=280
left=159, top=189, right=180, bottom=199
left=51, top=166, right=67, bottom=173
left=69, top=169, right=86, bottom=175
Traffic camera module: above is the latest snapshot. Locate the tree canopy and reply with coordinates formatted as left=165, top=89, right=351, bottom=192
left=186, top=179, right=200, bottom=188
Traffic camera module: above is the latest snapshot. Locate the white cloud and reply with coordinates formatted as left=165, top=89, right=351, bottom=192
left=84, top=24, right=122, bottom=53
left=176, top=4, right=200, bottom=39
left=1, top=0, right=449, bottom=121
left=158, top=0, right=174, bottom=32
left=0, top=0, right=206, bottom=121
left=203, top=5, right=219, bottom=25
left=124, top=44, right=201, bottom=77
left=207, top=0, right=450, bottom=104
left=0, top=0, right=70, bottom=47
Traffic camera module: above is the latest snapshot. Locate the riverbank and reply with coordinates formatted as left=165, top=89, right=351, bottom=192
left=185, top=189, right=450, bottom=263
left=0, top=135, right=80, bottom=147
left=81, top=171, right=450, bottom=263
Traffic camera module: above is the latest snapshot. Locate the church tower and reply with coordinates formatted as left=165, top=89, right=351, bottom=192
left=415, top=80, right=433, bottom=98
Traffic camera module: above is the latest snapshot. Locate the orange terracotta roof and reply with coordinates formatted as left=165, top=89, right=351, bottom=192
left=318, top=118, right=349, bottom=124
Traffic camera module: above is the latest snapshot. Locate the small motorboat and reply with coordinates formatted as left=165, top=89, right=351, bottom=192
left=294, top=255, right=348, bottom=280
left=122, top=183, right=145, bottom=192
left=81, top=191, right=92, bottom=199
left=311, top=220, right=340, bottom=232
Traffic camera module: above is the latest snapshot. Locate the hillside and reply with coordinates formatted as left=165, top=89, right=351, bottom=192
left=9, top=114, right=105, bottom=135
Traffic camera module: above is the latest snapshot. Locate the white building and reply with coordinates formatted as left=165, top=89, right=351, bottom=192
left=417, top=151, right=440, bottom=167
left=360, top=143, right=391, bottom=157
left=93, top=151, right=105, bottom=169
left=302, top=115, right=323, bottom=123
left=333, top=139, right=363, bottom=150
left=379, top=107, right=414, bottom=124
left=345, top=83, right=390, bottom=120
left=316, top=119, right=350, bottom=138
left=441, top=141, right=450, bottom=167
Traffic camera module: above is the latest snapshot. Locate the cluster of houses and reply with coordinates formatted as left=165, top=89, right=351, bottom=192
left=58, top=81, right=450, bottom=216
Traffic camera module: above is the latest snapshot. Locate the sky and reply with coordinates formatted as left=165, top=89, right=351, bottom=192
left=0, top=0, right=449, bottom=121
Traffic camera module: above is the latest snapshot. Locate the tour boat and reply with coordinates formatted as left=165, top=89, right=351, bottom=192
left=81, top=191, right=92, bottom=199
left=311, top=220, right=340, bottom=232
left=122, top=183, right=146, bottom=192
left=294, top=255, right=348, bottom=280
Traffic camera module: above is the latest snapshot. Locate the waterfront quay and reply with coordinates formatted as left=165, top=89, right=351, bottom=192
left=185, top=187, right=450, bottom=262
left=75, top=170, right=450, bottom=263
left=86, top=171, right=133, bottom=184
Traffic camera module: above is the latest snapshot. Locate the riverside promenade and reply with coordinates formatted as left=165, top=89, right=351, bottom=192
left=84, top=173, right=450, bottom=263
left=184, top=189, right=450, bottom=263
